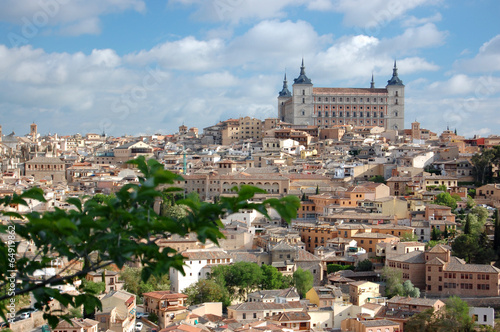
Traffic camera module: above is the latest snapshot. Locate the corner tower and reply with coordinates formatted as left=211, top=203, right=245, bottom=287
left=385, top=60, right=405, bottom=131
left=277, top=73, right=292, bottom=122
left=292, top=59, right=314, bottom=125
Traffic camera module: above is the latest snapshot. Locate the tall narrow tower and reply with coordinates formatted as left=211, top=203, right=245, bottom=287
left=292, top=59, right=313, bottom=125
left=278, top=73, right=292, bottom=122
left=386, top=61, right=405, bottom=132
left=30, top=123, right=38, bottom=142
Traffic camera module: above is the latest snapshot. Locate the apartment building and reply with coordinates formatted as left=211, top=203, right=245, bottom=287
left=142, top=291, right=188, bottom=329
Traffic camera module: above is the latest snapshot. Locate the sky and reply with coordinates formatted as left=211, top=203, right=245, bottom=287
left=0, top=0, right=498, bottom=138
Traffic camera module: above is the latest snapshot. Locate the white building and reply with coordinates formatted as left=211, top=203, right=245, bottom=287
left=169, top=248, right=233, bottom=293
left=470, top=307, right=495, bottom=327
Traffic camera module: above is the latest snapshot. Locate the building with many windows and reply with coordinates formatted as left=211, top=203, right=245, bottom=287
left=278, top=60, right=405, bottom=131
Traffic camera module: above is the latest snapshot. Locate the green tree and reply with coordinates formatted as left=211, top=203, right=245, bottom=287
left=81, top=279, right=106, bottom=296
left=452, top=234, right=479, bottom=263
left=228, top=262, right=263, bottom=300
left=405, top=308, right=436, bottom=332
left=183, top=279, right=231, bottom=307
left=292, top=267, right=313, bottom=298
left=402, top=280, right=420, bottom=298
left=261, top=265, right=288, bottom=290
left=91, top=193, right=116, bottom=204
left=442, top=226, right=449, bottom=239
left=494, top=210, right=500, bottom=251
left=471, top=149, right=495, bottom=185
left=315, top=185, right=320, bottom=195
left=0, top=157, right=300, bottom=326
left=466, top=196, right=476, bottom=209
left=434, top=192, right=457, bottom=210
left=382, top=267, right=420, bottom=298
left=119, top=266, right=170, bottom=303
left=148, top=312, right=158, bottom=324
left=68, top=307, right=82, bottom=318
left=400, top=232, right=419, bottom=242
left=438, top=296, right=474, bottom=331
left=355, top=259, right=373, bottom=272
left=368, top=175, right=386, bottom=184
left=326, top=264, right=354, bottom=274
left=382, top=267, right=405, bottom=298
left=431, top=227, right=442, bottom=241
left=211, top=262, right=264, bottom=301
left=471, top=206, right=488, bottom=224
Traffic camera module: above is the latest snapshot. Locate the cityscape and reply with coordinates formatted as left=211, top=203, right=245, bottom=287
left=1, top=1, right=500, bottom=332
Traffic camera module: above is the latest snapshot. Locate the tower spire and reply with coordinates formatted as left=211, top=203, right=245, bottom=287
left=294, top=58, right=312, bottom=84
left=370, top=73, right=375, bottom=89
left=278, top=71, right=292, bottom=97
left=387, top=59, right=403, bottom=86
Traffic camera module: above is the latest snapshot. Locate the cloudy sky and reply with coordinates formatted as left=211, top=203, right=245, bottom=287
left=0, top=0, right=498, bottom=138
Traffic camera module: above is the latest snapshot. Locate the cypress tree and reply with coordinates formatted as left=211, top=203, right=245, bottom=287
left=494, top=210, right=500, bottom=251
left=463, top=218, right=471, bottom=235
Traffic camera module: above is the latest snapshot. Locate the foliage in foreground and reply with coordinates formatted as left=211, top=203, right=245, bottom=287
left=0, top=157, right=300, bottom=326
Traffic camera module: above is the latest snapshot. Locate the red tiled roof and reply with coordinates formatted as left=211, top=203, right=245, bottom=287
left=142, top=291, right=187, bottom=300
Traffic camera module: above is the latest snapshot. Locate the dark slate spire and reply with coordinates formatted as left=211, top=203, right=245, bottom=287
left=279, top=72, right=292, bottom=97
left=387, top=60, right=404, bottom=86
left=293, top=58, right=312, bottom=84
left=370, top=73, right=375, bottom=89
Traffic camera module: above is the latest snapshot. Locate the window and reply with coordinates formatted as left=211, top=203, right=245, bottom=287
left=302, top=98, right=305, bottom=103
left=253, top=313, right=257, bottom=318
left=243, top=313, right=246, bottom=319
left=302, top=90, right=305, bottom=95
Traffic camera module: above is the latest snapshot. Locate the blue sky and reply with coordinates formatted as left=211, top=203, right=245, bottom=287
left=0, top=0, right=498, bottom=138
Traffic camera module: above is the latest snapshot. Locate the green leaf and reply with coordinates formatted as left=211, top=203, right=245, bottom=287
left=66, top=197, right=82, bottom=212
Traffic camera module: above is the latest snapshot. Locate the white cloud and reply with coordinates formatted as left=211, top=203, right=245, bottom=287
left=0, top=0, right=145, bottom=37
left=307, top=0, right=335, bottom=11
left=401, top=12, right=442, bottom=27
left=168, top=0, right=304, bottom=23
left=124, top=37, right=224, bottom=71
left=59, top=17, right=101, bottom=36
left=377, top=23, right=447, bottom=53
left=332, top=0, right=441, bottom=28
left=455, top=35, right=500, bottom=73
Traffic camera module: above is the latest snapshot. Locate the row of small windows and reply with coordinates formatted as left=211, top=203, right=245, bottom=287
left=317, top=111, right=385, bottom=118
left=317, top=106, right=385, bottom=110
left=317, top=120, right=384, bottom=125
left=317, top=97, right=385, bottom=103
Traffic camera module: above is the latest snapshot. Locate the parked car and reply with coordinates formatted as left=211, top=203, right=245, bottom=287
left=137, top=312, right=149, bottom=319
left=135, top=322, right=144, bottom=331
left=19, top=313, right=30, bottom=320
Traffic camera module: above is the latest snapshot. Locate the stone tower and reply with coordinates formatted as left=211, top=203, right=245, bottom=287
left=291, top=59, right=314, bottom=125
left=385, top=61, right=405, bottom=132
left=30, top=123, right=37, bottom=141
left=277, top=73, right=292, bottom=122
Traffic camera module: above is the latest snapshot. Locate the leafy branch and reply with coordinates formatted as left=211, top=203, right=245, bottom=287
left=0, top=157, right=300, bottom=326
